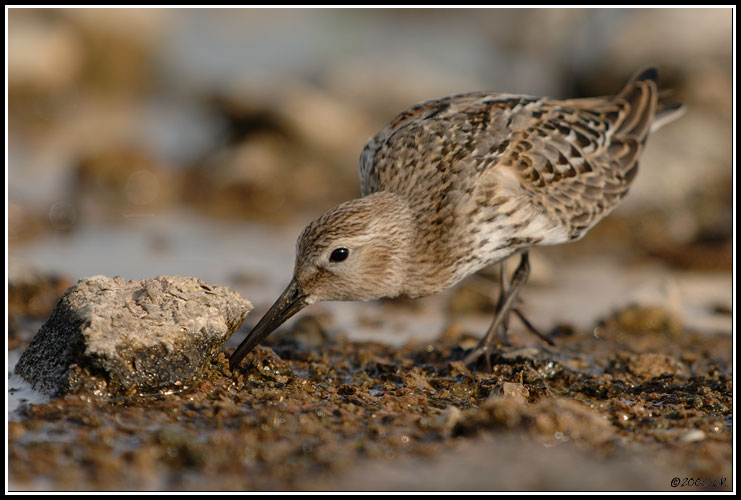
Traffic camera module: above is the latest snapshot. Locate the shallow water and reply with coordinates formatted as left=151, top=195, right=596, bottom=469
left=7, top=350, right=50, bottom=420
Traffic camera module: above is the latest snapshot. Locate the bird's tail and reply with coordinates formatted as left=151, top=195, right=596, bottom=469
left=615, top=67, right=686, bottom=137
left=651, top=100, right=686, bottom=133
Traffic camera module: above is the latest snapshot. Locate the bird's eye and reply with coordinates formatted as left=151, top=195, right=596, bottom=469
left=329, top=247, right=349, bottom=262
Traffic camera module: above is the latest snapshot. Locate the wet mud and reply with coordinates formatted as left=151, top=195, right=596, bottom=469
left=8, top=305, right=732, bottom=491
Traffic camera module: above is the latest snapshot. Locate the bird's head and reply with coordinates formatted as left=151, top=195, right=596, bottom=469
left=229, top=192, right=414, bottom=368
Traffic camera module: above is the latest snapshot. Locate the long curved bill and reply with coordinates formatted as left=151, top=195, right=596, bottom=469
left=229, top=277, right=308, bottom=370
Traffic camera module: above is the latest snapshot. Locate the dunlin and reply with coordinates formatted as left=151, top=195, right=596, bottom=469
left=229, top=67, right=684, bottom=369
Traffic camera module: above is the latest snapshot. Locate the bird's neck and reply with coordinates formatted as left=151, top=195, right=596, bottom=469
left=371, top=191, right=457, bottom=299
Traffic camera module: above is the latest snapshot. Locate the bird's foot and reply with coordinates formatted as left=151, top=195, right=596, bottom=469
left=462, top=341, right=499, bottom=371
left=462, top=318, right=510, bottom=369
left=463, top=307, right=552, bottom=370
left=462, top=250, right=553, bottom=370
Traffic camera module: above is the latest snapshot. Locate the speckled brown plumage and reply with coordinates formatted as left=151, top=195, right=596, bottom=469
left=229, top=67, right=684, bottom=369
left=359, top=68, right=682, bottom=289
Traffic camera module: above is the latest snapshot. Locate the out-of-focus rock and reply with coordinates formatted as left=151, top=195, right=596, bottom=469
left=603, top=304, right=683, bottom=338
left=15, top=275, right=252, bottom=398
left=184, top=78, right=372, bottom=218
left=9, top=9, right=167, bottom=96
left=277, top=81, right=374, bottom=161
left=7, top=201, right=48, bottom=243
left=7, top=262, right=73, bottom=319
left=183, top=127, right=356, bottom=221
left=220, top=75, right=376, bottom=163
left=7, top=262, right=73, bottom=346
left=182, top=79, right=375, bottom=221
left=627, top=353, right=690, bottom=380
left=605, top=351, right=691, bottom=380
left=7, top=10, right=83, bottom=94
left=73, top=146, right=175, bottom=222
left=61, top=8, right=168, bottom=95
left=456, top=396, right=615, bottom=446
left=609, top=9, right=731, bottom=74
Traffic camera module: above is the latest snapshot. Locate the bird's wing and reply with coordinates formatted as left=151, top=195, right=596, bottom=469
left=359, top=69, right=679, bottom=249
left=479, top=68, right=661, bottom=244
left=359, top=91, right=533, bottom=200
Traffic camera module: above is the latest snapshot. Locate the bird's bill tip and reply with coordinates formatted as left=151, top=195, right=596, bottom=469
left=228, top=277, right=308, bottom=370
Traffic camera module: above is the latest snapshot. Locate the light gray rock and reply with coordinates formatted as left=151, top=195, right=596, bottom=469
left=15, top=275, right=252, bottom=397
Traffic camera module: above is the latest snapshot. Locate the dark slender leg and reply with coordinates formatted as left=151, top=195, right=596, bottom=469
left=464, top=250, right=533, bottom=367
left=463, top=251, right=554, bottom=367
left=494, top=260, right=511, bottom=346
left=513, top=307, right=554, bottom=346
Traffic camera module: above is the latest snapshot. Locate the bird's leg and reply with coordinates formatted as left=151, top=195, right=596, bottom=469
left=494, top=260, right=511, bottom=346
left=464, top=250, right=532, bottom=367
left=512, top=307, right=554, bottom=346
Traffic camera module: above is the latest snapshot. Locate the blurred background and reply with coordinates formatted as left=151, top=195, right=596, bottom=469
left=7, top=7, right=733, bottom=348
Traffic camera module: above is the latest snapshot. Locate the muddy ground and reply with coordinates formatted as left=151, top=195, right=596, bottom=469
left=8, top=296, right=733, bottom=491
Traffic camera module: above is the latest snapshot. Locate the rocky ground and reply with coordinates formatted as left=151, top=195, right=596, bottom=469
left=8, top=284, right=733, bottom=490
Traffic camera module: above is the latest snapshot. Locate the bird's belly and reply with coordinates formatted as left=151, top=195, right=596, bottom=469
left=445, top=208, right=570, bottom=286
